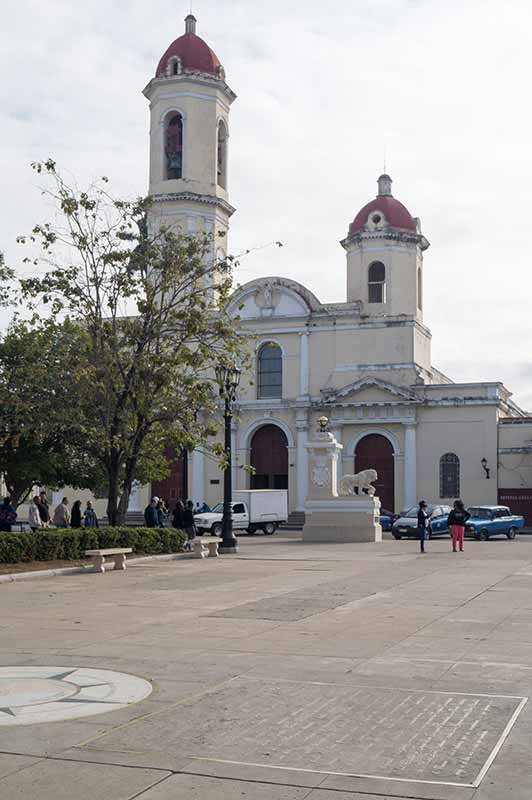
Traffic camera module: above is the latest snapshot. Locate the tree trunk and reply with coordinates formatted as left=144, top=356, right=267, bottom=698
left=3, top=475, right=34, bottom=508
left=116, top=453, right=139, bottom=526
left=106, top=455, right=120, bottom=526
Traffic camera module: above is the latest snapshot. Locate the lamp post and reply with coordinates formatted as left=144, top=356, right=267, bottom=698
left=215, top=362, right=242, bottom=554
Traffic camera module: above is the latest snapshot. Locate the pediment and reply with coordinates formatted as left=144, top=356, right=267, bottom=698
left=226, top=277, right=321, bottom=320
left=322, top=377, right=415, bottom=404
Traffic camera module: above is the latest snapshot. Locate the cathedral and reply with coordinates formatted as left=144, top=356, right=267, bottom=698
left=97, top=15, right=532, bottom=523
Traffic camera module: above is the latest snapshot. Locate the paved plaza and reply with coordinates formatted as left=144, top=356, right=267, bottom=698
left=2, top=533, right=532, bottom=799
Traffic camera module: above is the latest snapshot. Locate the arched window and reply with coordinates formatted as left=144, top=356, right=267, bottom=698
left=417, top=268, right=423, bottom=311
left=257, top=343, right=282, bottom=399
left=368, top=261, right=386, bottom=304
left=440, top=453, right=460, bottom=498
left=165, top=113, right=183, bottom=180
left=217, top=120, right=228, bottom=189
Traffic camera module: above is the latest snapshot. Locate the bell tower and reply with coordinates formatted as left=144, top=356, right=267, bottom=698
left=341, top=174, right=430, bottom=321
left=143, top=15, right=236, bottom=259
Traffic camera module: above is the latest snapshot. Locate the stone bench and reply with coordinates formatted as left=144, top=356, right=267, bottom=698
left=85, top=548, right=133, bottom=573
left=191, top=538, right=221, bottom=559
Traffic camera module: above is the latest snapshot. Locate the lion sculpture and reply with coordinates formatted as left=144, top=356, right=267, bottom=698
left=338, top=469, right=378, bottom=497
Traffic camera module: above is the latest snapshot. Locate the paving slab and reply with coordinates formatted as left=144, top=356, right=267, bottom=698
left=0, top=758, right=170, bottom=800
left=138, top=772, right=314, bottom=799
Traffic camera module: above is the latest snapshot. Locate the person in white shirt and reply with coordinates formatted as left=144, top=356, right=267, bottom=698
left=28, top=496, right=42, bottom=532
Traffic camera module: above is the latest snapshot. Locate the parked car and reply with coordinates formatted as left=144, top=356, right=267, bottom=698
left=465, top=506, right=524, bottom=540
left=392, top=504, right=453, bottom=539
left=380, top=509, right=397, bottom=531
left=194, top=489, right=288, bottom=536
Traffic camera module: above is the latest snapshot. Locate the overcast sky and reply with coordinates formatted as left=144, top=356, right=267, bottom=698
left=2, top=0, right=531, bottom=408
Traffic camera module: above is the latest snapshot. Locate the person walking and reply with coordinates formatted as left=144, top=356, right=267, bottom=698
left=182, top=500, right=197, bottom=551
left=37, top=490, right=50, bottom=528
left=447, top=500, right=470, bottom=553
left=144, top=497, right=159, bottom=528
left=172, top=499, right=185, bottom=529
left=0, top=497, right=17, bottom=532
left=28, top=496, right=43, bottom=533
left=83, top=501, right=99, bottom=528
left=157, top=499, right=168, bottom=528
left=71, top=500, right=83, bottom=528
left=52, top=497, right=70, bottom=528
left=417, top=500, right=429, bottom=554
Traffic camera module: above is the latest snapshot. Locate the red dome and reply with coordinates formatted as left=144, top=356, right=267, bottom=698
left=349, top=195, right=416, bottom=235
left=156, top=18, right=221, bottom=77
left=349, top=176, right=416, bottom=235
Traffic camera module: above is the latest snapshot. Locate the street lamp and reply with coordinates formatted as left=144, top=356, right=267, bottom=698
left=215, top=362, right=242, bottom=554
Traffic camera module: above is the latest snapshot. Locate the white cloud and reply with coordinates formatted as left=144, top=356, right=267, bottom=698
left=1, top=0, right=530, bottom=408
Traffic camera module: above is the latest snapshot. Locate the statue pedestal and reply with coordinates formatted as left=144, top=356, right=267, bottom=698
left=303, top=496, right=382, bottom=543
left=301, top=428, right=382, bottom=544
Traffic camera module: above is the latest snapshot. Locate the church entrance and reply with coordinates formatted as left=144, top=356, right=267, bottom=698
left=250, top=425, right=288, bottom=491
left=354, top=434, right=395, bottom=511
left=151, top=448, right=188, bottom=505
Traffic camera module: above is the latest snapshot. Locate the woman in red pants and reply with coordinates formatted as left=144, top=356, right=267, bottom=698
left=447, top=500, right=470, bottom=552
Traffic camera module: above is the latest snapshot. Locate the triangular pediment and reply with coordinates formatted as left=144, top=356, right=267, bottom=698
left=321, top=377, right=415, bottom=404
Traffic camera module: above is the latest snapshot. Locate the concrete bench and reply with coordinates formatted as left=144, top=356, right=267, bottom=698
left=85, top=548, right=133, bottom=573
left=191, top=538, right=221, bottom=559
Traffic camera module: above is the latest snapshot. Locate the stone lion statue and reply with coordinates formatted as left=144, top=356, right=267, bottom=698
left=338, top=469, right=378, bottom=497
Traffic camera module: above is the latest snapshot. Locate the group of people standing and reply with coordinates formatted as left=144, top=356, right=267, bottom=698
left=29, top=494, right=99, bottom=531
left=417, top=499, right=470, bottom=553
left=144, top=497, right=210, bottom=551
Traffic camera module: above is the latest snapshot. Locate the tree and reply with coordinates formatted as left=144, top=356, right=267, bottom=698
left=17, top=160, right=245, bottom=525
left=0, top=318, right=100, bottom=505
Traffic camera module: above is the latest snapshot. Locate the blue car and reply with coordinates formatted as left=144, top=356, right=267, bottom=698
left=380, top=509, right=396, bottom=531
left=465, top=506, right=524, bottom=540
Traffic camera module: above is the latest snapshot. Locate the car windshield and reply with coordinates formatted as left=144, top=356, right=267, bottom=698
left=404, top=505, right=436, bottom=517
left=467, top=507, right=492, bottom=519
left=211, top=503, right=224, bottom=513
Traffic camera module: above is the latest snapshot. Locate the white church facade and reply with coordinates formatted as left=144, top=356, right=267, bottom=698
left=57, top=14, right=530, bottom=525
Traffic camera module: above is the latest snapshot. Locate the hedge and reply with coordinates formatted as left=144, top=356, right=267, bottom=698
left=0, top=527, right=187, bottom=564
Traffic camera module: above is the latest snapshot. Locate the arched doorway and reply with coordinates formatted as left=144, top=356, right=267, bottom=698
left=354, top=434, right=395, bottom=511
left=250, top=425, right=288, bottom=490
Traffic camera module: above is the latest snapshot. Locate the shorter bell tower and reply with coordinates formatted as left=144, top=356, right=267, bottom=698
left=341, top=174, right=429, bottom=321
left=143, top=15, right=236, bottom=260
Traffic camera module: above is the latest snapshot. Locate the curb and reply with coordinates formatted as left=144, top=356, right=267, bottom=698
left=0, top=552, right=190, bottom=584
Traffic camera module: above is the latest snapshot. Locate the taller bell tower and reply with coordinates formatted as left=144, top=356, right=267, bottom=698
left=143, top=15, right=236, bottom=258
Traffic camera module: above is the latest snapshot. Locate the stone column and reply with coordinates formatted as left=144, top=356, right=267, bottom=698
left=190, top=447, right=205, bottom=505
left=403, top=424, right=417, bottom=510
left=330, top=424, right=343, bottom=479
left=295, top=412, right=309, bottom=512
left=299, top=331, right=310, bottom=398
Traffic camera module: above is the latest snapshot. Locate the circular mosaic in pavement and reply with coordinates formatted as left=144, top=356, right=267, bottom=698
left=0, top=667, right=152, bottom=726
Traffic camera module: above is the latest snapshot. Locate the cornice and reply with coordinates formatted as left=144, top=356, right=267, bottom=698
left=150, top=191, right=236, bottom=217
left=143, top=73, right=237, bottom=104
left=341, top=229, right=430, bottom=252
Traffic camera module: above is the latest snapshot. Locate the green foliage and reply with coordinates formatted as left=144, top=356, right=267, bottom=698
left=15, top=161, right=249, bottom=525
left=0, top=527, right=186, bottom=564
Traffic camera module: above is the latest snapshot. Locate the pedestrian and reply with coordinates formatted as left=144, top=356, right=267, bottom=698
left=71, top=500, right=83, bottom=528
left=144, top=497, right=159, bottom=528
left=417, top=500, right=429, bottom=554
left=447, top=499, right=470, bottom=553
left=52, top=497, right=70, bottom=528
left=194, top=501, right=202, bottom=515
left=182, top=500, right=197, bottom=551
left=157, top=499, right=168, bottom=528
left=172, top=499, right=185, bottom=529
left=84, top=500, right=99, bottom=528
left=200, top=501, right=211, bottom=513
left=37, top=490, right=50, bottom=528
left=28, top=496, right=43, bottom=533
left=0, top=496, right=17, bottom=532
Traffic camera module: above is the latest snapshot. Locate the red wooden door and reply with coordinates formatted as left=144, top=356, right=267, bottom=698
left=355, top=434, right=395, bottom=511
left=250, top=425, right=288, bottom=490
left=151, top=448, right=188, bottom=504
left=498, top=489, right=532, bottom=526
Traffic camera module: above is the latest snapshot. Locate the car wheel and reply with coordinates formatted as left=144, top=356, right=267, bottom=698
left=393, top=534, right=402, bottom=540
left=263, top=522, right=276, bottom=535
left=480, top=529, right=489, bottom=541
left=507, top=527, right=518, bottom=540
left=212, top=523, right=223, bottom=537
